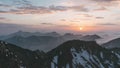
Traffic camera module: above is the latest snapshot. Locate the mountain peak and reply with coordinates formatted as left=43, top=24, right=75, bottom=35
left=51, top=40, right=99, bottom=50
left=48, top=40, right=102, bottom=55
left=17, top=30, right=23, bottom=33
left=47, top=40, right=119, bottom=68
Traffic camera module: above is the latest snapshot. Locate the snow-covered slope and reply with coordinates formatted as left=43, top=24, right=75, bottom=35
left=47, top=40, right=120, bottom=68
left=110, top=48, right=120, bottom=65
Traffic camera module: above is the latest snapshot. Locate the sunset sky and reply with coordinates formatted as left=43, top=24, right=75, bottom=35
left=0, top=0, right=120, bottom=35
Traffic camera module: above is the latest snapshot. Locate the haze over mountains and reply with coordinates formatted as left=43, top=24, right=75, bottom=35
left=0, top=31, right=101, bottom=51
left=0, top=31, right=120, bottom=68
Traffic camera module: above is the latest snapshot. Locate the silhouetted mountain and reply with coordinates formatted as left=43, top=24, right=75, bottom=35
left=45, top=32, right=61, bottom=37
left=61, top=34, right=101, bottom=43
left=47, top=40, right=119, bottom=68
left=102, top=38, right=120, bottom=49
left=81, top=34, right=101, bottom=41
left=62, top=33, right=82, bottom=40
left=0, top=40, right=47, bottom=68
left=0, top=40, right=120, bottom=68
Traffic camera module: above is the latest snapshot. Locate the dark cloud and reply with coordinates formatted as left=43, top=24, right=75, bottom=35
left=0, top=4, right=11, bottom=7
left=49, top=5, right=67, bottom=11
left=41, top=23, right=54, bottom=25
left=94, top=7, right=108, bottom=11
left=0, top=17, right=6, bottom=20
left=0, top=10, right=7, bottom=13
left=68, top=6, right=89, bottom=12
left=96, top=17, right=104, bottom=19
left=9, top=6, right=52, bottom=14
left=0, top=23, right=28, bottom=35
left=82, top=14, right=93, bottom=17
left=60, top=19, right=66, bottom=21
left=90, top=0, right=119, bottom=2
left=97, top=23, right=117, bottom=25
left=0, top=17, right=10, bottom=21
left=0, top=23, right=22, bottom=28
left=41, top=22, right=71, bottom=27
left=91, top=0, right=120, bottom=7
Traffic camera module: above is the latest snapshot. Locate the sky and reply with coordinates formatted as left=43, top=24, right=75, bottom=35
left=0, top=0, right=120, bottom=35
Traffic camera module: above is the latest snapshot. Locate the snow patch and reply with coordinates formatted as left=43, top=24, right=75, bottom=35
left=100, top=52, right=104, bottom=59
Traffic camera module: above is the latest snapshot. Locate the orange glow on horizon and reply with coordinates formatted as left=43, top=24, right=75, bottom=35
left=79, top=27, right=83, bottom=31
left=68, top=26, right=100, bottom=32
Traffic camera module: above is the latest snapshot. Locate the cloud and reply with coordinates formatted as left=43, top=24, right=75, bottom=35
left=60, top=19, right=66, bottom=21
left=0, top=17, right=10, bottom=21
left=90, top=0, right=120, bottom=6
left=9, top=6, right=52, bottom=14
left=94, top=7, right=108, bottom=11
left=40, top=22, right=69, bottom=27
left=0, top=4, right=11, bottom=7
left=96, top=17, right=104, bottom=19
left=49, top=5, right=67, bottom=11
left=0, top=10, right=6, bottom=13
left=12, top=0, right=32, bottom=7
left=0, top=17, right=6, bottom=20
left=0, top=3, right=89, bottom=14
left=67, top=5, right=89, bottom=12
left=90, top=0, right=119, bottom=2
left=77, top=14, right=93, bottom=18
left=70, top=20, right=81, bottom=22
left=97, top=23, right=117, bottom=25
left=82, top=14, right=93, bottom=17
left=41, top=23, right=54, bottom=25
left=0, top=23, right=28, bottom=35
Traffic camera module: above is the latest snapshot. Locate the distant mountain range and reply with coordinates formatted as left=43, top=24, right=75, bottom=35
left=5, top=35, right=63, bottom=51
left=0, top=30, right=60, bottom=40
left=0, top=31, right=101, bottom=51
left=0, top=40, right=120, bottom=68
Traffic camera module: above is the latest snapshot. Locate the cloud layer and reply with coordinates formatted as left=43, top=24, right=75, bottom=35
left=0, top=0, right=120, bottom=14
left=0, top=5, right=89, bottom=14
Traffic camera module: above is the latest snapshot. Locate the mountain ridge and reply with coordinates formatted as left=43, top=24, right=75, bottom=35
left=102, top=38, right=120, bottom=49
left=0, top=31, right=101, bottom=51
left=1, top=40, right=119, bottom=68
left=47, top=40, right=119, bottom=68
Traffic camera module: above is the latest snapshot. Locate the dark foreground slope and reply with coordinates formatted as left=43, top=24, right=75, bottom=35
left=0, top=40, right=120, bottom=68
left=0, top=41, right=47, bottom=68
